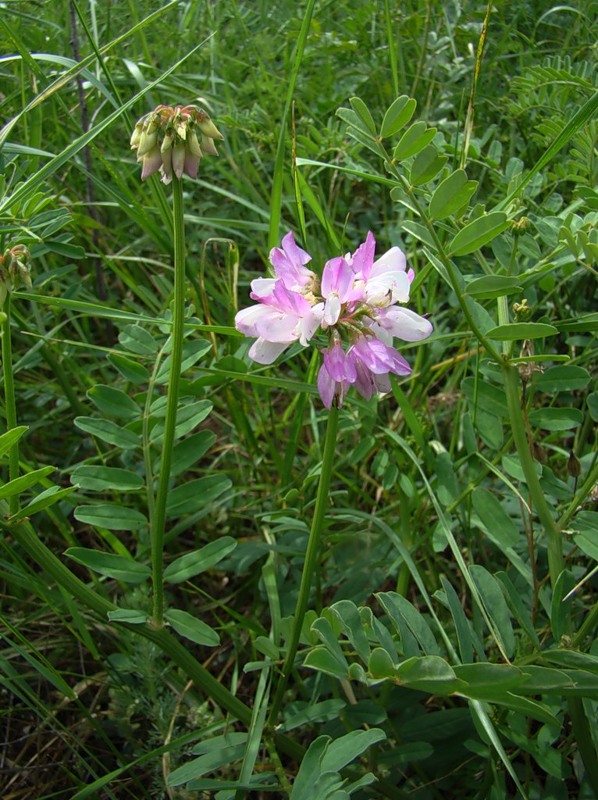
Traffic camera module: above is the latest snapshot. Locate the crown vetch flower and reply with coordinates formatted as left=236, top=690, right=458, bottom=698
left=235, top=231, right=432, bottom=407
left=131, top=104, right=223, bottom=183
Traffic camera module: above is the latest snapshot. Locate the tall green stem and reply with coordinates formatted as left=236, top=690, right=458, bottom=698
left=150, top=176, right=186, bottom=626
left=501, top=360, right=565, bottom=588
left=269, top=404, right=339, bottom=723
left=2, top=295, right=20, bottom=515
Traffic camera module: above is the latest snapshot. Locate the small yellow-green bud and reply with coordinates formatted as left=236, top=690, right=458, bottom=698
left=187, top=129, right=202, bottom=158
left=196, top=109, right=223, bottom=140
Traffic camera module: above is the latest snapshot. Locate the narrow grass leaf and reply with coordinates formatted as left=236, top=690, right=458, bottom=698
left=0, top=466, right=55, bottom=499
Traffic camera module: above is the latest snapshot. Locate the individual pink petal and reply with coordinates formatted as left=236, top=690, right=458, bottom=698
left=348, top=231, right=376, bottom=279
left=323, top=340, right=357, bottom=383
left=317, top=363, right=336, bottom=409
left=269, top=231, right=314, bottom=289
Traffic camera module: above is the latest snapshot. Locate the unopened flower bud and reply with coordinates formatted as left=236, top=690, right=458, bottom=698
left=172, top=139, right=186, bottom=180
left=130, top=103, right=223, bottom=182
left=513, top=298, right=532, bottom=322
left=196, top=111, right=223, bottom=141
left=200, top=134, right=218, bottom=156
left=130, top=120, right=144, bottom=148
left=137, top=128, right=158, bottom=158
left=512, top=216, right=530, bottom=235
left=187, top=129, right=202, bottom=158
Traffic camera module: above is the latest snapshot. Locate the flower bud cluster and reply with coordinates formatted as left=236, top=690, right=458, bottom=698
left=130, top=104, right=223, bottom=183
left=0, top=245, right=32, bottom=307
left=235, top=232, right=433, bottom=408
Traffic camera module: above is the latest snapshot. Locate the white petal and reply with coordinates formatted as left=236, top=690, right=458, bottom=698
left=235, top=304, right=274, bottom=336
left=371, top=246, right=407, bottom=276
left=250, top=277, right=276, bottom=298
left=323, top=295, right=341, bottom=327
left=248, top=338, right=288, bottom=364
left=255, top=312, right=299, bottom=342
left=379, top=306, right=433, bottom=342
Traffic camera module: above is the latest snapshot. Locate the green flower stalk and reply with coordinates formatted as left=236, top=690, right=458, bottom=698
left=130, top=104, right=223, bottom=183
left=0, top=244, right=32, bottom=515
left=131, top=107, right=222, bottom=626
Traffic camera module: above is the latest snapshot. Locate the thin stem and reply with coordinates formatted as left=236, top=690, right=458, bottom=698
left=2, top=295, right=20, bottom=515
left=501, top=360, right=564, bottom=588
left=269, top=405, right=339, bottom=723
left=150, top=176, right=186, bottom=626
left=384, top=159, right=503, bottom=364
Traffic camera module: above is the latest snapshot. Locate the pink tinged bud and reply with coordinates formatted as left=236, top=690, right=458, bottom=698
left=160, top=147, right=173, bottom=184
left=184, top=148, right=201, bottom=179
left=140, top=146, right=162, bottom=180
left=172, top=140, right=186, bottom=179
left=317, top=363, right=336, bottom=409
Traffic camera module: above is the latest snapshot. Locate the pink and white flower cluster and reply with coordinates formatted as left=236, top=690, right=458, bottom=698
left=234, top=232, right=433, bottom=408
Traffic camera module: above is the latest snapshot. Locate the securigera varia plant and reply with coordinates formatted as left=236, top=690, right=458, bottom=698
left=130, top=103, right=223, bottom=183
left=235, top=231, right=433, bottom=407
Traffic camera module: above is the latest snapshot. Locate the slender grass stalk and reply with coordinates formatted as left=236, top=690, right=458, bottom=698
left=150, top=176, right=186, bottom=626
left=1, top=295, right=20, bottom=515
left=269, top=404, right=339, bottom=724
left=501, top=360, right=564, bottom=588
